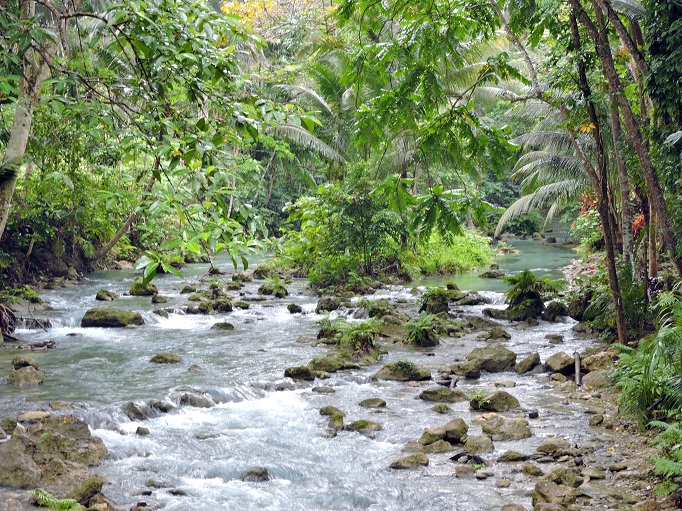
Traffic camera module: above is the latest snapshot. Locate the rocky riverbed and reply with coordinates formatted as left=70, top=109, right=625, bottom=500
left=0, top=259, right=673, bottom=511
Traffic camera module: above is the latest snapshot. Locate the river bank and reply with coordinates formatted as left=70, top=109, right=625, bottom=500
left=0, top=244, right=673, bottom=511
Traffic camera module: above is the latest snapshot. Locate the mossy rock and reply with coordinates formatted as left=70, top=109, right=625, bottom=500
left=151, top=294, right=168, bottom=304
left=198, top=300, right=213, bottom=314
left=284, top=366, right=315, bottom=381
left=470, top=390, right=520, bottom=412
left=419, top=387, right=468, bottom=403
left=515, top=353, right=541, bottom=374
left=150, top=353, right=182, bottom=364
left=451, top=360, right=481, bottom=379
left=211, top=322, right=235, bottom=331
left=320, top=406, right=345, bottom=417
left=433, top=403, right=452, bottom=414
left=328, top=413, right=344, bottom=431
left=129, top=279, right=158, bottom=296
left=65, top=475, right=105, bottom=506
left=308, top=357, right=359, bottom=373
left=95, top=289, right=118, bottom=301
left=12, top=356, right=38, bottom=370
left=463, top=434, right=494, bottom=454
left=188, top=292, right=210, bottom=302
left=7, top=366, right=45, bottom=386
left=359, top=398, right=386, bottom=408
left=287, top=303, right=303, bottom=314
left=258, top=283, right=289, bottom=298
left=213, top=299, right=233, bottom=312
left=543, top=300, right=568, bottom=322
left=1, top=418, right=17, bottom=434
left=224, top=281, right=243, bottom=291
left=375, top=361, right=431, bottom=382
left=389, top=452, right=429, bottom=469
left=232, top=272, right=253, bottom=283
left=234, top=301, right=250, bottom=310
left=180, top=286, right=197, bottom=294
left=419, top=288, right=450, bottom=314
left=316, top=297, right=340, bottom=313
left=81, top=308, right=144, bottom=327
left=466, top=345, right=517, bottom=373
left=345, top=420, right=382, bottom=434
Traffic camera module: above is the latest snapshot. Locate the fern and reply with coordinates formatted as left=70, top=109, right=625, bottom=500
left=28, top=489, right=86, bottom=510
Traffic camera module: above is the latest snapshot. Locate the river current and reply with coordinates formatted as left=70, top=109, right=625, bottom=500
left=0, top=240, right=603, bottom=511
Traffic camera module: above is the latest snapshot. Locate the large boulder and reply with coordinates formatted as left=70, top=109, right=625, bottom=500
left=284, top=366, right=316, bottom=381
left=419, top=387, right=468, bottom=403
left=474, top=413, right=531, bottom=441
left=470, top=391, right=520, bottom=412
left=11, top=357, right=38, bottom=371
left=536, top=438, right=571, bottom=456
left=516, top=353, right=541, bottom=374
left=0, top=414, right=107, bottom=496
left=543, top=301, right=568, bottom=322
left=95, top=289, right=118, bottom=301
left=389, top=452, right=429, bottom=469
left=316, top=297, right=340, bottom=313
left=7, top=366, right=45, bottom=386
left=240, top=467, right=271, bottom=482
left=581, top=352, right=613, bottom=372
left=567, top=291, right=593, bottom=321
left=531, top=480, right=578, bottom=508
left=581, top=370, right=611, bottom=389
left=545, top=352, right=575, bottom=375
left=450, top=360, right=481, bottom=379
left=374, top=362, right=431, bottom=382
left=419, top=289, right=450, bottom=314
left=466, top=346, right=517, bottom=373
left=443, top=418, right=469, bottom=443
left=129, top=279, right=158, bottom=296
left=81, top=308, right=143, bottom=327
left=463, top=434, right=494, bottom=454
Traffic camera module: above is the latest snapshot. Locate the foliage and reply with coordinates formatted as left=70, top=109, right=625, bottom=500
left=0, top=285, right=42, bottom=304
left=404, top=313, right=441, bottom=347
left=649, top=420, right=682, bottom=494
left=408, top=232, right=494, bottom=276
left=583, top=265, right=652, bottom=340
left=335, top=318, right=382, bottom=355
left=613, top=290, right=682, bottom=427
left=501, top=212, right=544, bottom=236
left=502, top=269, right=563, bottom=306
left=392, top=360, right=416, bottom=373
left=28, top=489, right=85, bottom=511
left=469, top=389, right=490, bottom=408
left=569, top=208, right=604, bottom=253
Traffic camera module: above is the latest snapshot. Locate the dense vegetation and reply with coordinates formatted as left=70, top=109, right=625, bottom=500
left=2, top=0, right=682, bottom=496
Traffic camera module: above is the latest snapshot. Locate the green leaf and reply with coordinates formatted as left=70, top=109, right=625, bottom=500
left=142, top=261, right=159, bottom=285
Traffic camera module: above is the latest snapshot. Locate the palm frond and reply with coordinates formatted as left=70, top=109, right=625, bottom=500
left=612, top=0, right=645, bottom=20
left=271, top=125, right=345, bottom=163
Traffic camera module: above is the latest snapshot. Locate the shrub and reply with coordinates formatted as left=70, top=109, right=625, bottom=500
left=404, top=313, right=441, bottom=347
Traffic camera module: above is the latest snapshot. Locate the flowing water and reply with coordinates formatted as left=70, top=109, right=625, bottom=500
left=0, top=240, right=607, bottom=511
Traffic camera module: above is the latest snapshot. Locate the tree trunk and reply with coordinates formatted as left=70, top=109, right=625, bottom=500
left=567, top=6, right=629, bottom=345
left=609, top=103, right=635, bottom=265
left=649, top=206, right=658, bottom=278
left=574, top=0, right=682, bottom=276
left=0, top=0, right=54, bottom=241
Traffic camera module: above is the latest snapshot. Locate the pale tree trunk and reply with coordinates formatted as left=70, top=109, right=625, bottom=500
left=0, top=0, right=55, bottom=242
left=649, top=206, right=658, bottom=278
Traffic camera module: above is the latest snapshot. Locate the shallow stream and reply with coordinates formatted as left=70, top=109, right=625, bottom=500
left=0, top=240, right=615, bottom=511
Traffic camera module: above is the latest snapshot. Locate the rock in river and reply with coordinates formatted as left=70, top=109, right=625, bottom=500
left=81, top=308, right=143, bottom=327
left=389, top=452, right=429, bottom=469
left=374, top=361, right=431, bottom=381
left=466, top=346, right=517, bottom=373
left=419, top=387, right=468, bottom=403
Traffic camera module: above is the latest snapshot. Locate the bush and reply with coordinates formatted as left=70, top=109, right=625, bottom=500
left=404, top=313, right=441, bottom=347
left=409, top=231, right=493, bottom=275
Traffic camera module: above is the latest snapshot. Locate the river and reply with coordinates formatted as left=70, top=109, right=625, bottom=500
left=1, top=239, right=612, bottom=511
